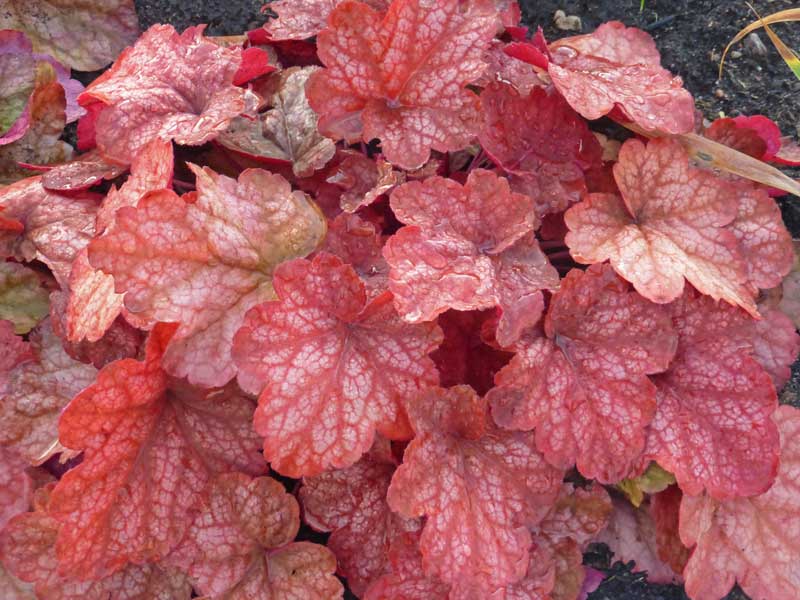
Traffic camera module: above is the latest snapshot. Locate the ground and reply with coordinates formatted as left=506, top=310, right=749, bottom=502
left=127, top=2, right=797, bottom=599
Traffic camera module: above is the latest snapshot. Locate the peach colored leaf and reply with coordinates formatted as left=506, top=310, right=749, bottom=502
left=62, top=249, right=124, bottom=344
left=306, top=0, right=497, bottom=169
left=488, top=265, right=677, bottom=482
left=218, top=66, right=335, bottom=177
left=387, top=386, right=562, bottom=593
left=200, top=541, right=343, bottom=600
left=88, top=165, right=326, bottom=387
left=0, top=496, right=191, bottom=600
left=680, top=405, right=800, bottom=600
left=0, top=261, right=49, bottom=334
left=479, top=82, right=601, bottom=218
left=728, top=182, right=793, bottom=289
left=384, top=170, right=557, bottom=345
left=96, top=138, right=174, bottom=233
left=64, top=139, right=174, bottom=344
left=167, top=473, right=301, bottom=596
left=0, top=0, right=139, bottom=71
left=565, top=137, right=757, bottom=315
left=48, top=325, right=266, bottom=579
left=0, top=318, right=97, bottom=465
left=265, top=0, right=389, bottom=40
left=644, top=289, right=779, bottom=499
left=232, top=253, right=441, bottom=476
left=0, top=63, right=73, bottom=185
left=0, top=176, right=100, bottom=287
left=750, top=306, right=800, bottom=390
left=80, top=25, right=247, bottom=163
left=41, top=150, right=127, bottom=192
left=597, top=496, right=682, bottom=584
left=300, top=439, right=420, bottom=596
left=547, top=21, right=695, bottom=134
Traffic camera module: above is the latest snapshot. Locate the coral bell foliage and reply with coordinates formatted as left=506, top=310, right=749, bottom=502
left=1, top=1, right=799, bottom=599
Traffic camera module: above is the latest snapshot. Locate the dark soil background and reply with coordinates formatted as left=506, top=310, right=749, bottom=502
left=128, top=2, right=797, bottom=599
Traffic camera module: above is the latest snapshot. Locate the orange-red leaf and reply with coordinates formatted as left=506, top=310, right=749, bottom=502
left=479, top=82, right=601, bottom=218
left=306, top=0, right=497, bottom=169
left=488, top=264, right=677, bottom=483
left=680, top=406, right=800, bottom=600
left=64, top=139, right=173, bottom=344
left=387, top=386, right=562, bottom=593
left=0, top=488, right=192, bottom=600
left=48, top=325, right=266, bottom=579
left=644, top=290, right=779, bottom=499
left=383, top=170, right=557, bottom=346
left=300, top=439, right=420, bottom=595
left=232, top=253, right=441, bottom=476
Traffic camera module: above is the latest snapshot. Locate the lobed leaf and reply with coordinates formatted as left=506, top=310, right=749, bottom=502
left=306, top=0, right=497, bottom=169
left=565, top=138, right=758, bottom=315
left=680, top=406, right=800, bottom=600
left=546, top=21, right=695, bottom=133
left=488, top=264, right=677, bottom=483
left=0, top=0, right=139, bottom=71
left=80, top=25, right=247, bottom=163
left=384, top=169, right=557, bottom=346
left=233, top=252, right=441, bottom=476
left=387, top=385, right=562, bottom=593
left=218, top=66, right=335, bottom=177
left=300, top=439, right=420, bottom=596
left=48, top=325, right=266, bottom=579
left=88, top=165, right=325, bottom=387
left=644, top=289, right=780, bottom=499
left=0, top=318, right=97, bottom=465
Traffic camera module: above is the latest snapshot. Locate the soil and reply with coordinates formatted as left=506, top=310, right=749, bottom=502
left=121, top=2, right=800, bottom=599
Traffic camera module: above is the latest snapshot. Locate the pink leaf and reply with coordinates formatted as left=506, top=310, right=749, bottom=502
left=565, top=137, right=757, bottom=315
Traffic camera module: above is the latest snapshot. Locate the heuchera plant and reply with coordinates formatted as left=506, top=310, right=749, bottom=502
left=0, top=1, right=799, bottom=599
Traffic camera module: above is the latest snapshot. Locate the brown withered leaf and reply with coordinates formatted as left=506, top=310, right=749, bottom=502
left=218, top=66, right=336, bottom=177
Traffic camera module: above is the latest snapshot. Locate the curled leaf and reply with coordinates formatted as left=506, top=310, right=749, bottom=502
left=218, top=66, right=335, bottom=177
